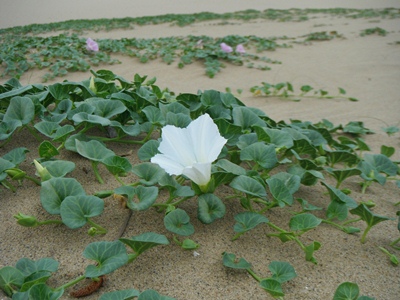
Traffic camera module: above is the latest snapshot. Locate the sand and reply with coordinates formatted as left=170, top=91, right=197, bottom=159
left=0, top=1, right=400, bottom=299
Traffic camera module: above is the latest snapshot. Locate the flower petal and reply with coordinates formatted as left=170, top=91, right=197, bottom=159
left=182, top=162, right=211, bottom=186
left=151, top=153, right=184, bottom=175
left=157, top=124, right=196, bottom=166
left=188, top=114, right=227, bottom=163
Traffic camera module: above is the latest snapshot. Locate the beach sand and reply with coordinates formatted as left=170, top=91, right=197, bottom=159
left=1, top=1, right=400, bottom=299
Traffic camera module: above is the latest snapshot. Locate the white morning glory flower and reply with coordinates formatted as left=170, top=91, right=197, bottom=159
left=151, top=114, right=227, bottom=190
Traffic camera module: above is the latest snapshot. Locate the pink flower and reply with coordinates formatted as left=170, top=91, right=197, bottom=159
left=86, top=38, right=99, bottom=52
left=220, top=43, right=233, bottom=53
left=236, top=44, right=246, bottom=54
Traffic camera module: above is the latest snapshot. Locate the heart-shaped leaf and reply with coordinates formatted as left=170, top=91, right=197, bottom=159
left=3, top=96, right=34, bottom=125
left=268, top=261, right=297, bottom=283
left=289, top=213, right=321, bottom=232
left=164, top=208, right=194, bottom=236
left=99, top=289, right=140, bottom=300
left=120, top=232, right=169, bottom=255
left=76, top=139, right=115, bottom=161
left=41, top=160, right=75, bottom=178
left=103, top=155, right=132, bottom=176
left=84, top=241, right=128, bottom=277
left=230, top=175, right=267, bottom=199
left=0, top=266, right=24, bottom=296
left=333, top=282, right=360, bottom=300
left=15, top=258, right=58, bottom=277
left=60, top=195, right=104, bottom=229
left=233, top=212, right=269, bottom=234
left=25, top=283, right=63, bottom=300
left=114, top=186, right=158, bottom=211
left=240, top=142, right=277, bottom=169
left=39, top=141, right=59, bottom=159
left=138, top=140, right=160, bottom=161
left=259, top=278, right=284, bottom=297
left=222, top=252, right=252, bottom=269
left=40, top=177, right=86, bottom=214
left=132, top=162, right=166, bottom=186
left=197, top=193, right=226, bottom=224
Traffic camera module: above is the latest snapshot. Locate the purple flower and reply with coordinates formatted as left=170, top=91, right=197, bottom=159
left=86, top=38, right=99, bottom=52
left=236, top=44, right=246, bottom=54
left=220, top=43, right=233, bottom=53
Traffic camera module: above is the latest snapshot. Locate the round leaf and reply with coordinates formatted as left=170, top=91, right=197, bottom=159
left=84, top=241, right=129, bottom=277
left=60, top=195, right=104, bottom=229
left=164, top=208, right=194, bottom=236
left=289, top=213, right=321, bottom=232
left=197, top=194, right=226, bottom=224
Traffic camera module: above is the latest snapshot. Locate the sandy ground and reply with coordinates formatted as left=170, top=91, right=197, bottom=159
left=1, top=1, right=400, bottom=299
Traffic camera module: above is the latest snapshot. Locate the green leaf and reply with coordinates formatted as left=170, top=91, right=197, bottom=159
left=230, top=175, right=267, bottom=199
left=138, top=289, right=176, bottom=300
left=103, top=155, right=132, bottom=176
left=222, top=252, right=252, bottom=269
left=269, top=261, right=297, bottom=283
left=0, top=266, right=24, bottom=296
left=266, top=176, right=295, bottom=207
left=2, top=147, right=29, bottom=165
left=232, top=106, right=266, bottom=130
left=114, top=186, right=158, bottom=211
left=90, top=99, right=126, bottom=119
left=99, top=289, right=140, bottom=300
left=321, top=182, right=358, bottom=208
left=350, top=204, right=392, bottom=228
left=40, top=177, right=86, bottom=214
left=75, top=140, right=115, bottom=162
left=26, top=283, right=63, bottom=300
left=333, top=282, right=360, bottom=300
left=15, top=258, right=59, bottom=277
left=259, top=278, right=284, bottom=297
left=84, top=241, right=129, bottom=277
left=3, top=96, right=34, bottom=125
left=326, top=150, right=359, bottom=166
left=197, top=193, right=226, bottom=224
left=164, top=208, right=194, bottom=236
left=138, top=140, right=160, bottom=161
left=325, top=168, right=362, bottom=188
left=142, top=106, right=165, bottom=126
left=380, top=145, right=395, bottom=158
left=240, top=142, right=277, bottom=169
left=289, top=213, right=321, bottom=232
left=41, top=160, right=75, bottom=178
left=304, top=241, right=321, bottom=264
left=215, top=159, right=246, bottom=176
left=132, top=162, right=166, bottom=185
left=363, top=154, right=398, bottom=176
left=120, top=232, right=169, bottom=255
left=72, top=112, right=111, bottom=126
left=233, top=212, right=269, bottom=234
left=60, top=195, right=104, bottom=229
left=254, top=126, right=294, bottom=148
left=326, top=201, right=348, bottom=221
left=34, top=121, right=60, bottom=138
left=38, top=141, right=59, bottom=159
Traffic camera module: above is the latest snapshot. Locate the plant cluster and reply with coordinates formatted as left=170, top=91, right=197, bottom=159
left=0, top=70, right=399, bottom=298
left=0, top=33, right=284, bottom=81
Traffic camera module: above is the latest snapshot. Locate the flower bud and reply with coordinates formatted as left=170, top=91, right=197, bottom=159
left=33, top=160, right=52, bottom=181
left=89, top=76, right=97, bottom=94
left=14, top=213, right=38, bottom=227
left=6, top=168, right=26, bottom=180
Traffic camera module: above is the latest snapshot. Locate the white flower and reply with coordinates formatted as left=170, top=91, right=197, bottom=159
left=151, top=114, right=227, bottom=188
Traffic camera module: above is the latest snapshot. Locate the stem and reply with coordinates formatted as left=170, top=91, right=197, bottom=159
left=342, top=218, right=361, bottom=225
left=91, top=161, right=104, bottom=184
left=55, top=275, right=85, bottom=291
left=246, top=268, right=262, bottom=282
left=38, top=219, right=63, bottom=225
left=24, top=175, right=41, bottom=186
left=113, top=174, right=127, bottom=186
left=360, top=225, right=372, bottom=243
left=87, top=219, right=107, bottom=235
left=127, top=252, right=140, bottom=264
